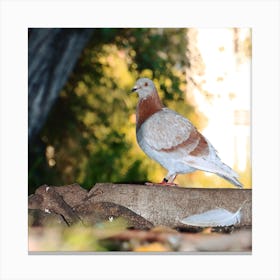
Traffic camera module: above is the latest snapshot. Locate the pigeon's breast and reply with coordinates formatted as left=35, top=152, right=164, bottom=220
left=136, top=109, right=196, bottom=173
left=136, top=108, right=193, bottom=151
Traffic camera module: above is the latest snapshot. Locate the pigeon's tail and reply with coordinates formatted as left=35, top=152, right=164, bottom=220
left=213, top=158, right=243, bottom=188
left=185, top=156, right=243, bottom=188
left=217, top=173, right=243, bottom=188
left=208, top=147, right=243, bottom=188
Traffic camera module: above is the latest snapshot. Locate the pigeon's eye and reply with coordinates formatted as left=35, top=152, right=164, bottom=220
left=144, top=82, right=148, bottom=87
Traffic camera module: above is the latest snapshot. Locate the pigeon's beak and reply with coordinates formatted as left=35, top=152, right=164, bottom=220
left=131, top=86, right=138, bottom=93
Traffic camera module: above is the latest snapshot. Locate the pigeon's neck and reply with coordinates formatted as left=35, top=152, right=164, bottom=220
left=136, top=91, right=163, bottom=130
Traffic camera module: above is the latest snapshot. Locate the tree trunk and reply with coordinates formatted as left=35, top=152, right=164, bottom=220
left=29, top=183, right=252, bottom=229
left=86, top=183, right=252, bottom=228
left=28, top=28, right=93, bottom=142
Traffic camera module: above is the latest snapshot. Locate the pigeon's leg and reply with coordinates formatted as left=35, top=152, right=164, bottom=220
left=160, top=173, right=177, bottom=186
left=166, top=173, right=177, bottom=183
left=145, top=172, right=178, bottom=186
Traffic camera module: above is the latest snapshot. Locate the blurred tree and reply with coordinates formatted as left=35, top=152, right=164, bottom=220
left=28, top=28, right=206, bottom=193
left=28, top=28, right=93, bottom=141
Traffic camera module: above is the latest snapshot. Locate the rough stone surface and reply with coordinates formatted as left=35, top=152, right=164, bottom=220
left=53, top=183, right=88, bottom=207
left=75, top=201, right=153, bottom=230
left=87, top=183, right=252, bottom=228
left=29, top=185, right=81, bottom=225
left=28, top=209, right=67, bottom=227
left=28, top=184, right=153, bottom=229
left=29, top=183, right=252, bottom=230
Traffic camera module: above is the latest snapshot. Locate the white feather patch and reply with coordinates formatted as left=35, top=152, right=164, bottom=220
left=180, top=207, right=242, bottom=227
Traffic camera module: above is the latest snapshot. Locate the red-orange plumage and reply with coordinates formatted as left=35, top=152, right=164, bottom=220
left=136, top=90, right=163, bottom=130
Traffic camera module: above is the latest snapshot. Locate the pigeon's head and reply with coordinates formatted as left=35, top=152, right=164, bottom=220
left=131, top=78, right=157, bottom=99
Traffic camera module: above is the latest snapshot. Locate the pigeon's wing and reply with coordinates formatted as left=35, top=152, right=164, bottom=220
left=138, top=108, right=241, bottom=187
left=140, top=108, right=210, bottom=157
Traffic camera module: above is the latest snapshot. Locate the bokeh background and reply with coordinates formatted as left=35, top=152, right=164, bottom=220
left=28, top=28, right=251, bottom=194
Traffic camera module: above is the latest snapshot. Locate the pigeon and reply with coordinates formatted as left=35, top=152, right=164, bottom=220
left=131, top=77, right=243, bottom=188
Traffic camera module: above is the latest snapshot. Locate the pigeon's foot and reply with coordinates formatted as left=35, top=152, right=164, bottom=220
left=145, top=181, right=178, bottom=187
left=145, top=175, right=178, bottom=186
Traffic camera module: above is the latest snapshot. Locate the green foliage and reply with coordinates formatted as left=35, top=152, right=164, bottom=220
left=28, top=28, right=206, bottom=192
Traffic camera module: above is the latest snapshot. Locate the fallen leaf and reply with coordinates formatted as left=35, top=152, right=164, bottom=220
left=134, top=242, right=169, bottom=252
